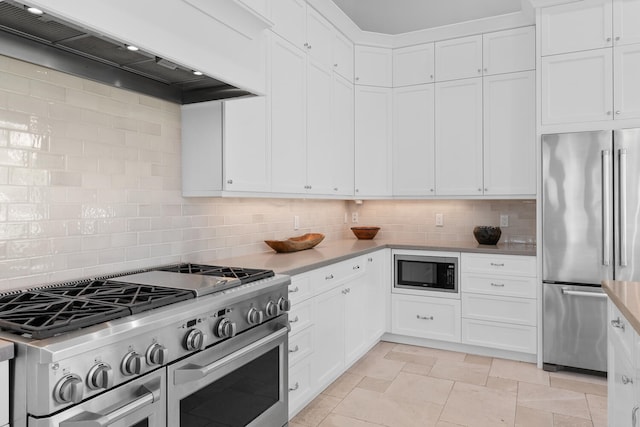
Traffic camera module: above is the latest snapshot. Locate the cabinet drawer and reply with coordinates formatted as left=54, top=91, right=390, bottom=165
left=609, top=300, right=634, bottom=360
left=391, top=294, right=460, bottom=342
left=462, top=293, right=536, bottom=326
left=462, top=273, right=536, bottom=299
left=461, top=253, right=536, bottom=277
left=289, top=298, right=313, bottom=335
left=289, top=273, right=312, bottom=304
left=462, top=318, right=536, bottom=354
left=288, top=355, right=313, bottom=419
left=312, top=256, right=366, bottom=294
left=289, top=325, right=313, bottom=366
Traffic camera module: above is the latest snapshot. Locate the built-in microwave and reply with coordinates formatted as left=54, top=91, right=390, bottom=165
left=394, top=252, right=458, bottom=295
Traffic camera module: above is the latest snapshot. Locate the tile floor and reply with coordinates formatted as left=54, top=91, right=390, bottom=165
left=289, top=341, right=607, bottom=427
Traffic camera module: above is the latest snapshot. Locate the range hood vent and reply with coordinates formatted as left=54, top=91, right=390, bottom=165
left=0, top=0, right=252, bottom=103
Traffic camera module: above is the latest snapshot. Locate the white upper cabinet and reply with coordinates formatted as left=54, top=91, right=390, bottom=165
left=393, top=84, right=435, bottom=196
left=331, top=74, right=355, bottom=196
left=614, top=43, right=640, bottom=120
left=540, top=0, right=613, bottom=55
left=355, top=86, right=393, bottom=197
left=269, top=0, right=307, bottom=49
left=435, top=35, right=483, bottom=82
left=270, top=35, right=308, bottom=194
left=483, top=26, right=535, bottom=75
left=223, top=96, right=271, bottom=192
left=355, top=46, right=393, bottom=87
left=614, top=0, right=640, bottom=46
left=435, top=78, right=483, bottom=196
left=306, top=7, right=334, bottom=69
left=393, top=43, right=435, bottom=87
left=483, top=71, right=536, bottom=196
left=333, top=31, right=355, bottom=82
left=541, top=49, right=613, bottom=125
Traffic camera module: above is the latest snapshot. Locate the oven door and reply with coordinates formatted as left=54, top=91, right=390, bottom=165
left=29, top=368, right=166, bottom=427
left=168, top=316, right=289, bottom=427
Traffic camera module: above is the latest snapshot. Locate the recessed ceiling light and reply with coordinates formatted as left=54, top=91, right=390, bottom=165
left=26, top=6, right=44, bottom=15
left=126, top=45, right=139, bottom=52
left=193, top=71, right=203, bottom=76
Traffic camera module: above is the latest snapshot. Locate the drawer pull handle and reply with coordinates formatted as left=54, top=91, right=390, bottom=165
left=368, top=257, right=373, bottom=262
left=289, top=382, right=299, bottom=391
left=288, top=286, right=300, bottom=293
left=490, top=263, right=505, bottom=267
left=341, top=288, right=351, bottom=295
left=490, top=283, right=505, bottom=287
left=325, top=274, right=334, bottom=280
left=353, top=265, right=360, bottom=270
left=416, top=315, right=434, bottom=321
left=622, top=375, right=634, bottom=385
left=611, top=318, right=625, bottom=331
left=290, top=316, right=299, bottom=323
left=289, top=345, right=299, bottom=353
left=633, top=406, right=639, bottom=426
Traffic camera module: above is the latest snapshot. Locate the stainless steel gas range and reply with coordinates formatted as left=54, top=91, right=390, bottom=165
left=0, top=263, right=291, bottom=427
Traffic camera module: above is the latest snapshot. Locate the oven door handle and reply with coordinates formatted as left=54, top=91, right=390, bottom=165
left=60, top=381, right=161, bottom=427
left=174, top=325, right=289, bottom=385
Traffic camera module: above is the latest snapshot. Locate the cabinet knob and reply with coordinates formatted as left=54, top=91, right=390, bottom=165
left=607, top=111, right=612, bottom=115
left=227, top=179, right=233, bottom=184
left=333, top=187, right=338, bottom=191
left=307, top=44, right=312, bottom=50
left=430, top=74, right=434, bottom=79
left=334, top=63, right=338, bottom=67
left=355, top=188, right=359, bottom=192
left=484, top=68, right=488, bottom=72
left=606, top=37, right=612, bottom=42
left=478, top=188, right=482, bottom=192
left=616, top=111, right=621, bottom=115
left=622, top=375, right=634, bottom=385
left=616, top=36, right=621, bottom=41
left=477, top=68, right=482, bottom=74
left=430, top=188, right=434, bottom=192
left=355, top=77, right=360, bottom=81
left=484, top=188, right=488, bottom=192
left=303, top=42, right=309, bottom=47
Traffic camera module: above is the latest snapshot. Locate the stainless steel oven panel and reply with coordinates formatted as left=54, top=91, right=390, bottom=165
left=28, top=368, right=166, bottom=427
left=168, top=316, right=289, bottom=427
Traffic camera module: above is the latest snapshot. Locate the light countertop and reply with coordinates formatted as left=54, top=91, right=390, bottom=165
left=0, top=339, right=13, bottom=362
left=211, top=238, right=536, bottom=276
left=603, top=280, right=640, bottom=334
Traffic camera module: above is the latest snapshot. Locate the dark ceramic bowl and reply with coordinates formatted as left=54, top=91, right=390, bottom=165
left=473, top=226, right=501, bottom=245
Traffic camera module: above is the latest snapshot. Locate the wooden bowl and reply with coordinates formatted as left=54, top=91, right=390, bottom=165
left=351, top=226, right=380, bottom=240
left=264, top=233, right=325, bottom=253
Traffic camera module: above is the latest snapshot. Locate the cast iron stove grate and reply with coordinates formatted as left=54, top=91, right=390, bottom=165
left=154, top=263, right=275, bottom=284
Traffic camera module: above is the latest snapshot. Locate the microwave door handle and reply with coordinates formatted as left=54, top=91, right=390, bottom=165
left=60, top=382, right=160, bottom=427
left=602, top=150, right=612, bottom=266
left=174, top=325, right=288, bottom=385
left=619, top=148, right=628, bottom=267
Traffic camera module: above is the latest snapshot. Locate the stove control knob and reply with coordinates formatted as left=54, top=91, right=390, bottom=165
left=146, top=343, right=168, bottom=366
left=53, top=374, right=83, bottom=404
left=278, top=297, right=292, bottom=312
left=121, top=351, right=144, bottom=376
left=87, top=363, right=113, bottom=390
left=184, top=329, right=206, bottom=351
left=247, top=307, right=264, bottom=325
left=265, top=300, right=279, bottom=317
left=216, top=318, right=237, bottom=338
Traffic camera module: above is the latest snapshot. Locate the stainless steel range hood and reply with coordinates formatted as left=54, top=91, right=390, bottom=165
left=0, top=0, right=252, bottom=103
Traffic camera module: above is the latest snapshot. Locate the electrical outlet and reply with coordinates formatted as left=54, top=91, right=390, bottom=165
left=500, top=214, right=509, bottom=227
left=352, top=212, right=359, bottom=223
left=294, top=215, right=300, bottom=230
left=435, top=213, right=444, bottom=227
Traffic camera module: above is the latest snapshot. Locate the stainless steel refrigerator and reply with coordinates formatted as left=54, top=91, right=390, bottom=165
left=542, top=129, right=640, bottom=373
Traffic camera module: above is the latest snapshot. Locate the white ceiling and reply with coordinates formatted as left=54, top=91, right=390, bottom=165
left=331, top=0, right=524, bottom=35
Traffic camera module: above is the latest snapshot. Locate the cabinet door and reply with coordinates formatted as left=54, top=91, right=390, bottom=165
left=354, top=86, right=393, bottom=197
left=333, top=31, right=354, bottom=82
left=614, top=0, right=640, bottom=46
left=483, top=26, right=535, bottom=75
left=614, top=43, right=640, bottom=120
left=344, top=278, right=369, bottom=365
left=270, top=35, right=307, bottom=193
left=313, top=286, right=345, bottom=389
left=355, top=46, right=393, bottom=87
left=306, top=58, right=334, bottom=195
left=365, top=250, right=388, bottom=343
left=331, top=74, right=355, bottom=196
left=393, top=43, right=435, bottom=87
left=483, top=71, right=535, bottom=196
left=306, top=7, right=333, bottom=70
left=435, top=78, right=483, bottom=196
left=435, top=35, right=483, bottom=82
left=223, top=96, right=270, bottom=192
left=541, top=49, right=613, bottom=125
left=269, top=0, right=306, bottom=49
left=393, top=84, right=435, bottom=196
left=608, top=329, right=636, bottom=426
left=540, top=0, right=613, bottom=56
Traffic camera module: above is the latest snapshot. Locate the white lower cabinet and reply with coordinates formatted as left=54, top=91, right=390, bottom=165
left=461, top=318, right=536, bottom=354
left=391, top=294, right=461, bottom=342
left=288, top=355, right=314, bottom=418
left=0, top=359, right=8, bottom=427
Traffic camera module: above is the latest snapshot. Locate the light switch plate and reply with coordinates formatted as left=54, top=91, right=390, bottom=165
left=500, top=214, right=509, bottom=227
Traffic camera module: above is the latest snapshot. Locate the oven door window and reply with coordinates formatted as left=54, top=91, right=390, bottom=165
left=180, top=347, right=280, bottom=426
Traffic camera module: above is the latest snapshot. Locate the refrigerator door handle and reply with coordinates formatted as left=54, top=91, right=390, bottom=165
left=619, top=148, right=628, bottom=267
left=603, top=149, right=612, bottom=267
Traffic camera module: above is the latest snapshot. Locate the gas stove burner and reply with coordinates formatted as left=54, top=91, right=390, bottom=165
left=154, top=263, right=275, bottom=284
